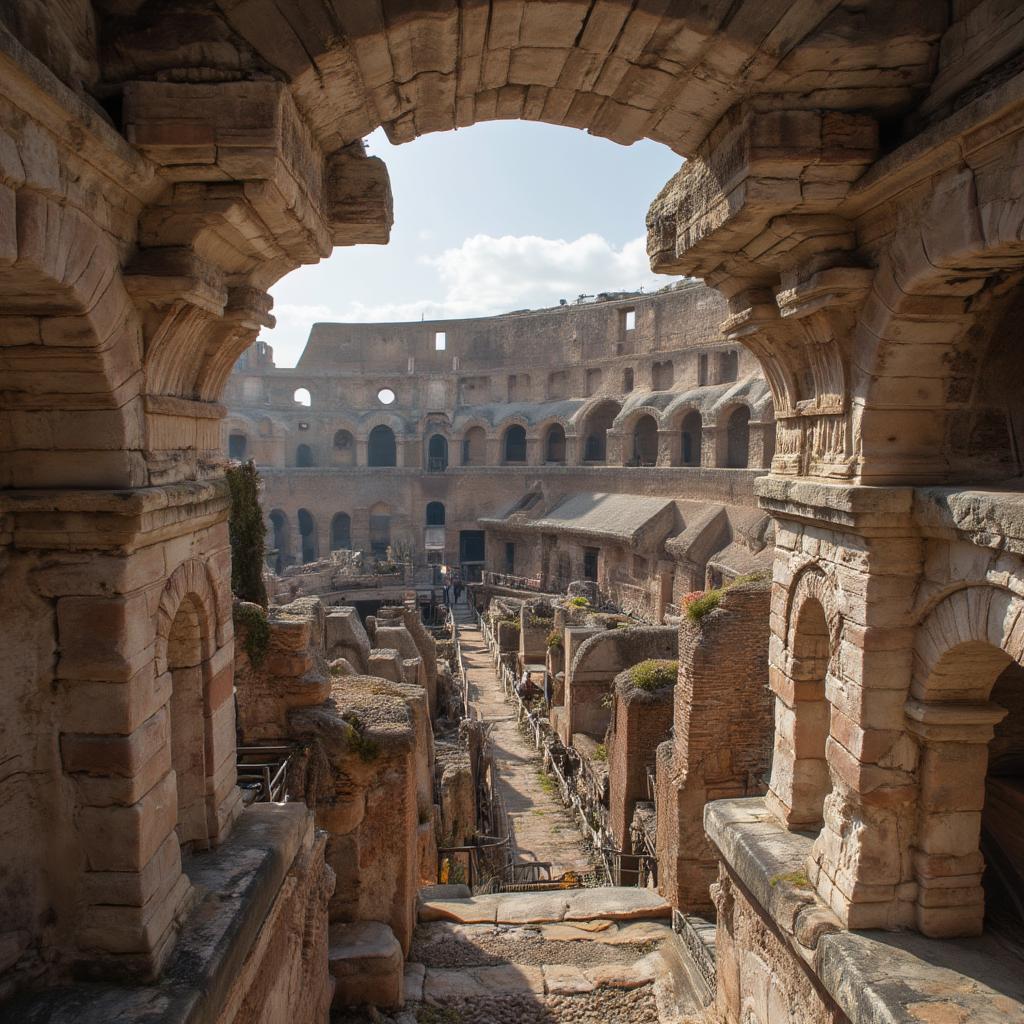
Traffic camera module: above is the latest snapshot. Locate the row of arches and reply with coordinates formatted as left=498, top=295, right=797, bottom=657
left=241, top=402, right=757, bottom=471
left=268, top=502, right=448, bottom=566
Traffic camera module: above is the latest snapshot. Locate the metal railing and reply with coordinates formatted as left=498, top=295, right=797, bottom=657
left=236, top=744, right=292, bottom=803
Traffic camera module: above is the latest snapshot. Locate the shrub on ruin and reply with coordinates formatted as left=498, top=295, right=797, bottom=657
left=630, top=659, right=678, bottom=691
left=234, top=601, right=270, bottom=668
left=341, top=712, right=380, bottom=762
left=226, top=461, right=268, bottom=607
left=567, top=596, right=590, bottom=608
left=547, top=630, right=563, bottom=649
left=592, top=743, right=608, bottom=762
left=528, top=613, right=554, bottom=629
left=686, top=590, right=722, bottom=621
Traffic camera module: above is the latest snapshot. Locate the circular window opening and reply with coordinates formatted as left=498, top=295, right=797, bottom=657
left=377, top=388, right=396, bottom=405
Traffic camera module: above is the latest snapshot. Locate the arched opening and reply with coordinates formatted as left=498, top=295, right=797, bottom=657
left=297, top=508, right=317, bottom=563
left=679, top=410, right=702, bottom=467
left=622, top=368, right=634, bottom=392
left=293, top=387, right=311, bottom=407
left=331, top=512, right=351, bottom=551
left=911, top=629, right=1024, bottom=938
left=228, top=433, right=248, bottom=460
left=462, top=426, right=486, bottom=466
left=726, top=406, right=750, bottom=468
left=426, top=501, right=446, bottom=526
left=296, top=443, right=315, bottom=467
left=427, top=433, right=448, bottom=472
left=544, top=423, right=566, bottom=463
left=581, top=400, right=621, bottom=463
left=503, top=424, right=527, bottom=463
left=771, top=596, right=832, bottom=830
left=368, top=424, right=397, bottom=467
left=369, top=503, right=391, bottom=558
left=167, top=596, right=211, bottom=855
left=631, top=414, right=658, bottom=466
left=268, top=509, right=289, bottom=572
left=333, top=429, right=355, bottom=465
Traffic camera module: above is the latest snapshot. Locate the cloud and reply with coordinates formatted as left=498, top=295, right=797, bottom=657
left=263, top=232, right=671, bottom=365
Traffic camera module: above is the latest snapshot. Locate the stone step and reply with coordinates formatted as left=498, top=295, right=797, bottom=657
left=418, top=886, right=671, bottom=926
left=328, top=920, right=404, bottom=1010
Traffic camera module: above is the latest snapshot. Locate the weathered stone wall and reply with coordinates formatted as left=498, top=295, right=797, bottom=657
left=607, top=669, right=674, bottom=853
left=657, top=582, right=772, bottom=913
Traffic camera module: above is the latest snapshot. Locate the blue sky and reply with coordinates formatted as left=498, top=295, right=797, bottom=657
left=262, top=122, right=683, bottom=366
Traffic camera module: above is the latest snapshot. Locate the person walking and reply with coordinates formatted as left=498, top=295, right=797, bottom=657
left=453, top=574, right=464, bottom=606
left=441, top=569, right=451, bottom=606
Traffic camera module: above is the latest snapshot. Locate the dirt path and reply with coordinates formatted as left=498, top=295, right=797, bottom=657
left=452, top=602, right=594, bottom=879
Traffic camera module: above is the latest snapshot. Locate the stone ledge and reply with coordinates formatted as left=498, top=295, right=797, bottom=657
left=755, top=476, right=914, bottom=530
left=705, top=797, right=1024, bottom=1024
left=914, top=483, right=1024, bottom=553
left=0, top=803, right=313, bottom=1024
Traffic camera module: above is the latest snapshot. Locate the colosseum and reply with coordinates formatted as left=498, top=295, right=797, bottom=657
left=224, top=284, right=775, bottom=617
left=2, top=4, right=1024, bottom=1024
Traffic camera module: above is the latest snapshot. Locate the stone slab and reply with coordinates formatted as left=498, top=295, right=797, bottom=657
left=423, top=964, right=545, bottom=1001
left=403, top=962, right=425, bottom=1003
left=543, top=964, right=595, bottom=995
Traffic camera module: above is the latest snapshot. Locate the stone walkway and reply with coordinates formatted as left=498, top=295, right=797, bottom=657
left=452, top=601, right=594, bottom=879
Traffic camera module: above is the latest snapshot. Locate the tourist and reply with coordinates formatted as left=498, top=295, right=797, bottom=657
left=453, top=574, right=464, bottom=605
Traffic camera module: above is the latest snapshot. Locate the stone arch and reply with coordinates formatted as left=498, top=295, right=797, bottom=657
left=767, top=567, right=843, bottom=830
left=228, top=431, right=248, bottom=460
left=502, top=423, right=527, bottom=464
left=297, top=508, right=317, bottom=563
left=725, top=404, right=751, bottom=468
left=0, top=189, right=142, bottom=489
left=624, top=411, right=659, bottom=466
left=425, top=501, right=445, bottom=527
left=427, top=432, right=449, bottom=471
left=577, top=398, right=622, bottom=463
left=677, top=408, right=703, bottom=466
left=543, top=422, right=567, bottom=463
left=855, top=172, right=1024, bottom=484
left=268, top=508, right=290, bottom=571
left=331, top=512, right=351, bottom=551
left=332, top=427, right=356, bottom=465
left=154, top=559, right=228, bottom=855
left=461, top=423, right=488, bottom=466
left=907, top=586, right=1024, bottom=937
left=296, top=442, right=315, bottom=467
left=368, top=424, right=397, bottom=467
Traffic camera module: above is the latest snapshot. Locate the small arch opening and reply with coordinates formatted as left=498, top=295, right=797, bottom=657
left=228, top=433, right=248, bottom=460
left=726, top=406, right=750, bottom=468
left=503, top=424, right=527, bottom=463
left=293, top=387, right=311, bottom=407
left=631, top=414, right=658, bottom=466
left=377, top=388, right=396, bottom=405
left=297, top=508, right=317, bottom=563
left=426, top=501, right=446, bottom=526
left=679, top=410, right=702, bottom=467
left=330, top=512, right=351, bottom=551
left=545, top=423, right=566, bottom=463
left=296, top=443, right=315, bottom=467
left=368, top=424, right=397, bottom=467
left=427, top=433, right=448, bottom=472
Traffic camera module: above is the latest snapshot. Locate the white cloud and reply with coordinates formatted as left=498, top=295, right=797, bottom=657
left=263, top=233, right=672, bottom=365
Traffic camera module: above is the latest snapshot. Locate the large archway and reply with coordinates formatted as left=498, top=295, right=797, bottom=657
left=331, top=512, right=351, bottom=551
left=631, top=414, right=658, bottom=466
left=579, top=400, right=621, bottom=463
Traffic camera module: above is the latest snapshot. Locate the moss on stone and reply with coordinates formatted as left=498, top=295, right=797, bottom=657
left=226, top=461, right=268, bottom=607
left=630, top=659, right=678, bottom=691
left=234, top=602, right=270, bottom=668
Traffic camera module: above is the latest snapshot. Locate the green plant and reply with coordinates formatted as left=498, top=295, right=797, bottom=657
left=547, top=629, right=563, bottom=649
left=631, top=659, right=678, bottom=691
left=536, top=769, right=556, bottom=795
left=528, top=614, right=554, bottom=628
left=770, top=870, right=812, bottom=890
left=686, top=589, right=722, bottom=621
left=226, top=461, right=268, bottom=607
left=341, top=712, right=380, bottom=762
left=233, top=602, right=270, bottom=668
left=567, top=596, right=590, bottom=608
left=373, top=560, right=399, bottom=575
left=592, top=743, right=608, bottom=762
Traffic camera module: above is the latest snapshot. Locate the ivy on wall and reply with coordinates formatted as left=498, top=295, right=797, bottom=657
left=226, top=461, right=268, bottom=608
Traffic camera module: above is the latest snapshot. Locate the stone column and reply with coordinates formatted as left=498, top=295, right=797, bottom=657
left=905, top=699, right=1006, bottom=937
left=656, top=429, right=676, bottom=466
left=701, top=425, right=720, bottom=467
left=14, top=482, right=240, bottom=979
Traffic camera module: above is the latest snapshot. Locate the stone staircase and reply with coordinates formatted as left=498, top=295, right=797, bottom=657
left=332, top=886, right=706, bottom=1023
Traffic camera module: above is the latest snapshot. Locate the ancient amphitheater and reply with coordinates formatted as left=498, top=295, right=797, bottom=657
left=3, top=4, right=1024, bottom=1024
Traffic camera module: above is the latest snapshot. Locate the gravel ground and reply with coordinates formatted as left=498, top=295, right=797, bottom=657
left=332, top=987, right=661, bottom=1024
left=409, top=924, right=659, bottom=968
